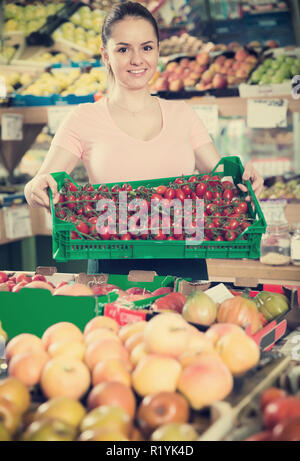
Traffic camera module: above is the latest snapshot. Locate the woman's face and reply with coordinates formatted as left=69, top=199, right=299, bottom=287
left=102, top=16, right=159, bottom=90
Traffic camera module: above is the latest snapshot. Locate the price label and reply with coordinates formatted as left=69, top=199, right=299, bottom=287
left=3, top=205, right=32, bottom=240
left=1, top=113, right=23, bottom=141
left=247, top=99, right=288, bottom=128
left=192, top=104, right=219, bottom=137
left=47, top=106, right=73, bottom=135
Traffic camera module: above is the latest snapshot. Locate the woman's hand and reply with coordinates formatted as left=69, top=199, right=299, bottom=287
left=238, top=162, right=264, bottom=200
left=25, top=173, right=60, bottom=210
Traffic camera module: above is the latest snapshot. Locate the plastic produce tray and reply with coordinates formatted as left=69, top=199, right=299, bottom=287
left=49, top=156, right=267, bottom=262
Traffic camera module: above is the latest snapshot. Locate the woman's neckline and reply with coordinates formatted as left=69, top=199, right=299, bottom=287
left=103, top=95, right=165, bottom=143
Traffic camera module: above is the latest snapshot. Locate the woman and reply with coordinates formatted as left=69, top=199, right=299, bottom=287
left=24, top=1, right=263, bottom=277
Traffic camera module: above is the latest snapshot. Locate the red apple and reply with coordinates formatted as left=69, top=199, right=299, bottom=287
left=212, top=73, right=227, bottom=89
left=196, top=52, right=210, bottom=66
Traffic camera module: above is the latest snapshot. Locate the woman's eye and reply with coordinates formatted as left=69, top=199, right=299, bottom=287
left=144, top=45, right=153, bottom=51
left=118, top=47, right=128, bottom=53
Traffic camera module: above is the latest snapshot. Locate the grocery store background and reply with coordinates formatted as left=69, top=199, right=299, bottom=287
left=0, top=0, right=299, bottom=274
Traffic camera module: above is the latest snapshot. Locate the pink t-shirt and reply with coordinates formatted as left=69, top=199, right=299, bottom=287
left=50, top=96, right=212, bottom=184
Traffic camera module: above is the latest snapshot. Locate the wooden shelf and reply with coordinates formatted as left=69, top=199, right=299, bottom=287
left=207, top=258, right=300, bottom=286
left=0, top=95, right=299, bottom=125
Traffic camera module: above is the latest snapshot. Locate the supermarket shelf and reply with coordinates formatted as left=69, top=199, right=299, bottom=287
left=0, top=95, right=299, bottom=124
left=207, top=258, right=300, bottom=285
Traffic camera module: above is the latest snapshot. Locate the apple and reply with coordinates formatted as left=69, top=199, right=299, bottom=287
left=80, top=405, right=132, bottom=437
left=20, top=419, right=77, bottom=441
left=132, top=354, right=182, bottom=396
left=15, top=274, right=31, bottom=284
left=0, top=377, right=31, bottom=414
left=196, top=52, right=210, bottom=66
left=78, top=428, right=129, bottom=441
left=137, top=392, right=189, bottom=436
left=31, top=274, right=47, bottom=282
left=235, top=49, right=249, bottom=62
left=143, top=313, right=189, bottom=357
left=212, top=73, right=227, bottom=89
left=168, top=78, right=184, bottom=92
left=40, top=356, right=91, bottom=400
left=87, top=381, right=136, bottom=418
left=272, top=417, right=300, bottom=441
left=91, top=283, right=122, bottom=296
left=34, top=397, right=86, bottom=428
left=151, top=422, right=198, bottom=441
left=125, top=287, right=152, bottom=296
left=0, top=397, right=21, bottom=434
left=201, top=69, right=214, bottom=84
left=0, top=421, right=11, bottom=441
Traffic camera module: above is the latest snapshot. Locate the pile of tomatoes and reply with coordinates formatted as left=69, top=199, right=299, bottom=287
left=54, top=174, right=254, bottom=242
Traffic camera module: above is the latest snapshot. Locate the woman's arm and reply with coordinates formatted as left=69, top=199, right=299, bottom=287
left=24, top=145, right=79, bottom=210
left=194, top=142, right=264, bottom=199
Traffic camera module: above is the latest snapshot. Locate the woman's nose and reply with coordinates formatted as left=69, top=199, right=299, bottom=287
left=130, top=49, right=143, bottom=65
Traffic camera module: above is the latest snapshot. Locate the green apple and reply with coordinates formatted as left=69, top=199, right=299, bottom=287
left=151, top=422, right=198, bottom=441
left=80, top=406, right=132, bottom=437
left=0, top=422, right=11, bottom=441
left=20, top=419, right=77, bottom=441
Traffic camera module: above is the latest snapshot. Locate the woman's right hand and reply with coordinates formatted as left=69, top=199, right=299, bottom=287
left=25, top=173, right=60, bottom=210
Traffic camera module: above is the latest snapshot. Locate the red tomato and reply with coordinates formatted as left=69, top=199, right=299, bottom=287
left=224, top=230, right=236, bottom=241
left=154, top=230, right=167, bottom=240
left=201, top=174, right=210, bottom=181
left=98, top=225, right=111, bottom=240
left=84, top=184, right=94, bottom=192
left=67, top=182, right=78, bottom=192
left=214, top=235, right=224, bottom=241
left=188, top=176, right=198, bottom=183
left=76, top=222, right=89, bottom=235
left=66, top=194, right=76, bottom=210
left=236, top=201, right=248, bottom=213
left=98, top=185, right=109, bottom=192
left=263, top=397, right=300, bottom=430
left=164, top=188, right=175, bottom=200
left=85, top=204, right=95, bottom=216
left=181, top=185, right=192, bottom=196
left=229, top=219, right=239, bottom=231
left=174, top=177, right=184, bottom=184
left=122, top=183, right=133, bottom=191
left=195, top=182, right=207, bottom=197
left=156, top=185, right=167, bottom=195
left=120, top=233, right=132, bottom=240
left=222, top=180, right=234, bottom=190
left=175, top=189, right=186, bottom=202
left=111, top=184, right=121, bottom=193
left=71, top=231, right=80, bottom=239
left=204, top=190, right=213, bottom=201
left=88, top=216, right=98, bottom=225
left=223, top=189, right=233, bottom=201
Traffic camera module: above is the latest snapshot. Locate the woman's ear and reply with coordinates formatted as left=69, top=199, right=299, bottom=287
left=100, top=46, right=109, bottom=68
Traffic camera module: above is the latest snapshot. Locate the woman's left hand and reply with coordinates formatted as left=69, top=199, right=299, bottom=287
left=238, top=162, right=264, bottom=200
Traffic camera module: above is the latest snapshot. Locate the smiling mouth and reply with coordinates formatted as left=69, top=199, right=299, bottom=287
left=128, top=69, right=147, bottom=74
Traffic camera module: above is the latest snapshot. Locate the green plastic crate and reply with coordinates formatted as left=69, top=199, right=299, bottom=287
left=49, top=156, right=267, bottom=262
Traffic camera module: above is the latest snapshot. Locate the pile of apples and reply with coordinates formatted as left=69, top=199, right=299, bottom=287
left=0, top=311, right=261, bottom=441
left=195, top=48, right=258, bottom=92
left=150, top=52, right=211, bottom=92
left=52, top=21, right=102, bottom=56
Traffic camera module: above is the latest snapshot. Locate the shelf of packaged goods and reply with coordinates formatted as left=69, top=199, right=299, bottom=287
left=0, top=95, right=299, bottom=124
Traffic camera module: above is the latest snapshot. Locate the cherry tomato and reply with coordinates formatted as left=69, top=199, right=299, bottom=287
left=201, top=174, right=210, bottom=181
left=85, top=203, right=95, bottom=215
left=175, top=189, right=186, bottom=202
left=174, top=177, right=184, bottom=184
left=204, top=190, right=213, bottom=201
left=154, top=230, right=167, bottom=240
left=229, top=219, right=239, bottom=231
left=120, top=233, right=132, bottom=240
left=111, top=184, right=121, bottom=193
left=241, top=221, right=251, bottom=231
left=196, top=182, right=207, bottom=197
left=151, top=193, right=163, bottom=204
left=188, top=176, right=198, bottom=183
left=164, top=188, right=175, bottom=200
left=223, top=189, right=233, bottom=201
left=212, top=217, right=222, bottom=228
left=224, top=230, right=236, bottom=241
left=98, top=225, right=111, bottom=240
left=222, top=180, right=234, bottom=190
left=88, top=216, right=98, bottom=225
left=71, top=231, right=80, bottom=239
left=205, top=203, right=218, bottom=215
left=236, top=201, right=248, bottom=213
left=66, top=194, right=76, bottom=210
left=76, top=222, right=89, bottom=235
left=214, top=235, right=224, bottom=241
left=182, top=185, right=192, bottom=196
left=83, top=184, right=94, bottom=192
left=156, top=185, right=167, bottom=195
left=122, top=183, right=133, bottom=192
left=98, top=185, right=109, bottom=192
left=67, top=182, right=78, bottom=192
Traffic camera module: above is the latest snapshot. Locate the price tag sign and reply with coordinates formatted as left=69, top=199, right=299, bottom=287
left=47, top=106, right=73, bottom=135
left=247, top=99, right=288, bottom=128
left=192, top=104, right=219, bottom=137
left=3, top=205, right=32, bottom=240
left=1, top=113, right=23, bottom=141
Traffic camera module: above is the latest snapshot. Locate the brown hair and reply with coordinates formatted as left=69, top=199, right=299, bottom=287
left=102, top=1, right=160, bottom=48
